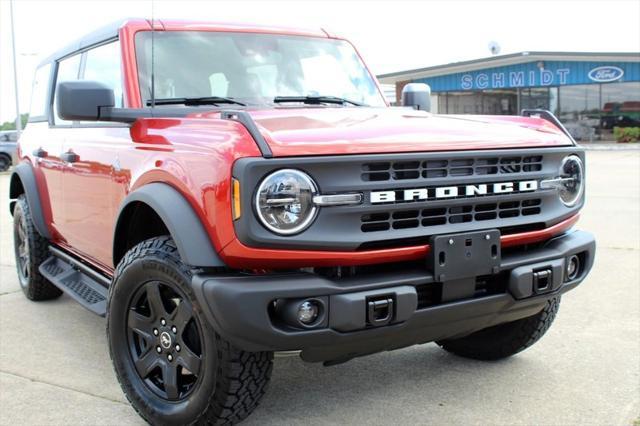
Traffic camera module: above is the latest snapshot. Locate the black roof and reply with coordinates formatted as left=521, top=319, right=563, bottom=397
left=38, top=19, right=141, bottom=66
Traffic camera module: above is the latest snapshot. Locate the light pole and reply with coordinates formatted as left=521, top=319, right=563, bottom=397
left=9, top=0, right=22, bottom=137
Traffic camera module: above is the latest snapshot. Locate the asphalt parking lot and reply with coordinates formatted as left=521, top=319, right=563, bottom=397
left=0, top=150, right=638, bottom=425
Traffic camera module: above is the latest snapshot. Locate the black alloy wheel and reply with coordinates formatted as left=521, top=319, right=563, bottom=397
left=127, top=280, right=203, bottom=401
left=12, top=195, right=61, bottom=300
left=15, top=215, right=30, bottom=284
left=109, top=236, right=273, bottom=425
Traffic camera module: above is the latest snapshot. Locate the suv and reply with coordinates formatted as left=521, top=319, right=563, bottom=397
left=10, top=19, right=595, bottom=425
left=0, top=130, right=18, bottom=172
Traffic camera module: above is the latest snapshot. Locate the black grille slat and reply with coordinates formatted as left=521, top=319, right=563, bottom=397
left=361, top=155, right=543, bottom=182
left=361, top=198, right=543, bottom=232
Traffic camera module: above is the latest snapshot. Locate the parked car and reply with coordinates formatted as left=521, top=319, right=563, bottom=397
left=0, top=130, right=18, bottom=172
left=9, top=19, right=595, bottom=425
left=600, top=101, right=640, bottom=128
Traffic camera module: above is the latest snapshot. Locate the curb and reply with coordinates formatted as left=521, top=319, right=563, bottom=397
left=579, top=143, right=640, bottom=151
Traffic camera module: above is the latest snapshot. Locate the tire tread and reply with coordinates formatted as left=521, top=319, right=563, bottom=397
left=14, top=195, right=61, bottom=301
left=108, top=236, right=272, bottom=426
left=437, top=297, right=560, bottom=360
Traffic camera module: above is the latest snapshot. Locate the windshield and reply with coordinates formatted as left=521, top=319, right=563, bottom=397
left=135, top=31, right=386, bottom=107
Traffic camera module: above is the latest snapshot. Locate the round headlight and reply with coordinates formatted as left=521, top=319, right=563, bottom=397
left=557, top=155, right=584, bottom=206
left=255, top=169, right=318, bottom=235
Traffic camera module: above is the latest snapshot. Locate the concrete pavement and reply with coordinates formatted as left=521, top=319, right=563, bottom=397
left=0, top=151, right=639, bottom=425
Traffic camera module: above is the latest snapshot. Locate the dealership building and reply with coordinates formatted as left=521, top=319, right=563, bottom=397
left=378, top=52, right=640, bottom=131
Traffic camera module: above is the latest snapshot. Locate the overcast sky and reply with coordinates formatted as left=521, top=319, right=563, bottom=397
left=1, top=0, right=639, bottom=123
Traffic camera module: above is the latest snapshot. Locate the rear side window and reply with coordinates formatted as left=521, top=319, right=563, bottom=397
left=83, top=41, right=123, bottom=107
left=53, top=54, right=81, bottom=125
left=29, top=64, right=51, bottom=121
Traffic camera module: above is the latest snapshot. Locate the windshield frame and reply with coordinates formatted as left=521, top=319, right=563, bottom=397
left=132, top=29, right=388, bottom=109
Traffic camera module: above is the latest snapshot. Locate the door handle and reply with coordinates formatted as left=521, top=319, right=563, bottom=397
left=60, top=151, right=80, bottom=163
left=33, top=148, right=48, bottom=158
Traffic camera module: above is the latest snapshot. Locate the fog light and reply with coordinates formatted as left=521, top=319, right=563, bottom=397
left=566, top=255, right=580, bottom=281
left=297, top=300, right=319, bottom=324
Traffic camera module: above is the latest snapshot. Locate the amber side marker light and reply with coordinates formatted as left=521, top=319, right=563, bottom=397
left=232, top=178, right=242, bottom=220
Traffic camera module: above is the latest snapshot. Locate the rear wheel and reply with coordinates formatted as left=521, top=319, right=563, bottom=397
left=12, top=195, right=62, bottom=301
left=437, top=297, right=560, bottom=360
left=107, top=236, right=273, bottom=425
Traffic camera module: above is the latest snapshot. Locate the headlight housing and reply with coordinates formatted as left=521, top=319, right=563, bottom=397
left=542, top=155, right=584, bottom=207
left=255, top=169, right=318, bottom=235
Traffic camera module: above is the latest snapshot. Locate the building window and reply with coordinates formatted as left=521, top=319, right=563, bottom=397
left=558, top=84, right=600, bottom=124
left=600, top=82, right=640, bottom=128
left=559, top=82, right=640, bottom=131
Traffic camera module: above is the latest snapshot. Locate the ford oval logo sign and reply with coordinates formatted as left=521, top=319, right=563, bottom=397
left=588, top=66, right=624, bottom=82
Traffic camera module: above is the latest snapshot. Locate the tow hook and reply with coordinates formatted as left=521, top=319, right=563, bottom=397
left=367, top=296, right=394, bottom=326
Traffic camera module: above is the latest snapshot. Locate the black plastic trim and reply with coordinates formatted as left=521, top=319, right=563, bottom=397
left=9, top=163, right=51, bottom=239
left=49, top=246, right=111, bottom=288
left=232, top=146, right=585, bottom=251
left=113, top=183, right=225, bottom=268
left=521, top=109, right=577, bottom=145
left=192, top=229, right=595, bottom=361
left=39, top=248, right=108, bottom=316
left=221, top=110, right=273, bottom=158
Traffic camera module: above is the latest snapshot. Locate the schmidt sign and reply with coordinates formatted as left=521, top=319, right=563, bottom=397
left=461, top=68, right=571, bottom=90
left=454, top=63, right=627, bottom=91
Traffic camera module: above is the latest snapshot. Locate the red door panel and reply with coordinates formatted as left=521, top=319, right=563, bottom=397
left=61, top=127, right=132, bottom=268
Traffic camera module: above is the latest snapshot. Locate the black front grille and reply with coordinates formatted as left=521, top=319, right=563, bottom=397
left=361, top=198, right=542, bottom=233
left=233, top=147, right=581, bottom=251
left=362, top=155, right=543, bottom=182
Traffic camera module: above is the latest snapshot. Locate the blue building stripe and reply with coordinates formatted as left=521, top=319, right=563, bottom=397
left=415, top=60, right=640, bottom=92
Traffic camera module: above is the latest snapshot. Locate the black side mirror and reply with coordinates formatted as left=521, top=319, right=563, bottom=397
left=402, top=83, right=431, bottom=112
left=56, top=81, right=115, bottom=121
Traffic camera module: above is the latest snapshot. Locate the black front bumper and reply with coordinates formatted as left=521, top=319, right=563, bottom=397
left=192, top=230, right=595, bottom=363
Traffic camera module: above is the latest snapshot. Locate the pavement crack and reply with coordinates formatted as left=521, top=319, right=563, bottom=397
left=0, top=370, right=127, bottom=406
left=0, top=289, right=21, bottom=296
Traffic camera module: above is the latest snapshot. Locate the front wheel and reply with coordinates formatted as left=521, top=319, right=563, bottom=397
left=107, top=236, right=273, bottom=425
left=437, top=297, right=560, bottom=360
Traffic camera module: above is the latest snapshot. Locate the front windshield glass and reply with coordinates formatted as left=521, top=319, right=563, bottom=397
left=135, top=31, right=386, bottom=107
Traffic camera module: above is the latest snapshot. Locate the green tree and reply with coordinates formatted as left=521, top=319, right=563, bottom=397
left=1, top=113, right=29, bottom=131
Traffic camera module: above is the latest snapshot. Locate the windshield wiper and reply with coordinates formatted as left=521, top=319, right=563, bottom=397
left=273, top=95, right=364, bottom=106
left=147, top=96, right=246, bottom=106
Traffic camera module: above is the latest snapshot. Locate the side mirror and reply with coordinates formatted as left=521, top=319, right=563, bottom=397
left=56, top=81, right=115, bottom=121
left=402, top=83, right=431, bottom=112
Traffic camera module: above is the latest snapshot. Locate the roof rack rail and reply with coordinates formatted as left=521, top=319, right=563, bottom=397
left=521, top=109, right=576, bottom=145
left=220, top=110, right=273, bottom=158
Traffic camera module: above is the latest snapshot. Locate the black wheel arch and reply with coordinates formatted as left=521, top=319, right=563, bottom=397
left=9, top=163, right=51, bottom=239
left=113, top=183, right=225, bottom=268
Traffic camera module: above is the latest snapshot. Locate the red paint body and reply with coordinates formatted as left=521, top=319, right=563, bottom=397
left=19, top=20, right=576, bottom=276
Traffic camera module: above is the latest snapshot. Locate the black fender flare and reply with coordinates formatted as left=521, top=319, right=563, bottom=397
left=9, top=163, right=52, bottom=239
left=113, top=183, right=225, bottom=268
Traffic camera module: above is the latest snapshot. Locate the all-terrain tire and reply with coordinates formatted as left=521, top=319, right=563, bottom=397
left=12, top=195, right=62, bottom=300
left=437, top=297, right=560, bottom=360
left=107, top=236, right=273, bottom=425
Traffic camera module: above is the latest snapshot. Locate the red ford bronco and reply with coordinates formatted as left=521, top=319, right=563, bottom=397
left=11, top=19, right=595, bottom=425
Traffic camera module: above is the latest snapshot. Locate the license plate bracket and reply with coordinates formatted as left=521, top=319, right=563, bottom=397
left=428, top=230, right=501, bottom=282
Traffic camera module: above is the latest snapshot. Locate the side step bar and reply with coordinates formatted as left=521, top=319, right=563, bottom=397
left=39, top=246, right=110, bottom=316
